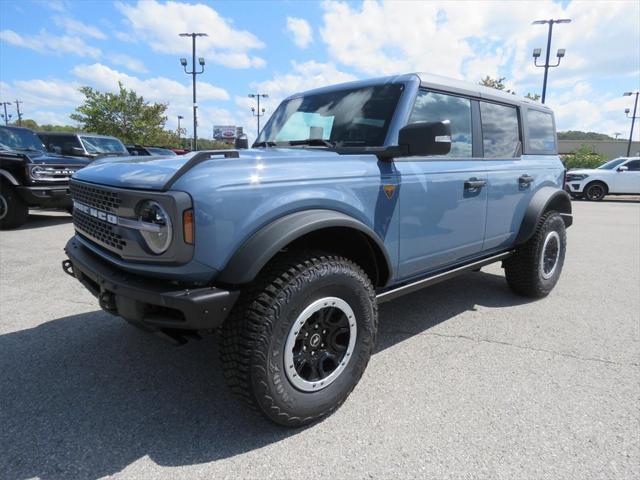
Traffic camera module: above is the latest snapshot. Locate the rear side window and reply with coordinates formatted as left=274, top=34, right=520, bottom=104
left=527, top=109, right=556, bottom=154
left=480, top=102, right=520, bottom=158
left=409, top=90, right=472, bottom=157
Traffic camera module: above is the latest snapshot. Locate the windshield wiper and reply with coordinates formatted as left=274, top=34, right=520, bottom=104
left=287, top=138, right=336, bottom=148
left=14, top=147, right=44, bottom=152
left=253, top=141, right=278, bottom=148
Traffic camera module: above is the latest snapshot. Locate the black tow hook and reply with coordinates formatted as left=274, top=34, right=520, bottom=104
left=99, top=291, right=118, bottom=314
left=62, top=259, right=75, bottom=278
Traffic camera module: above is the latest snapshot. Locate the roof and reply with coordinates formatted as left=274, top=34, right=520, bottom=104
left=289, top=72, right=550, bottom=111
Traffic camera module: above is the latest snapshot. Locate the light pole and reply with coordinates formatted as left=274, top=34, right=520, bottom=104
left=179, top=32, right=207, bottom=150
left=1, top=101, right=12, bottom=126
left=177, top=115, right=184, bottom=147
left=532, top=18, right=571, bottom=104
left=623, top=91, right=639, bottom=157
left=248, top=93, right=268, bottom=138
left=14, top=99, right=23, bottom=126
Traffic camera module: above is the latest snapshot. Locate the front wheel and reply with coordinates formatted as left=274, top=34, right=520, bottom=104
left=504, top=211, right=567, bottom=298
left=0, top=180, right=28, bottom=230
left=584, top=181, right=607, bottom=201
left=220, top=251, right=377, bottom=427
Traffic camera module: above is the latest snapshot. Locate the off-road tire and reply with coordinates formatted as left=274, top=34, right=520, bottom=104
left=504, top=211, right=566, bottom=298
left=584, top=181, right=607, bottom=201
left=0, top=180, right=28, bottom=230
left=220, top=251, right=377, bottom=427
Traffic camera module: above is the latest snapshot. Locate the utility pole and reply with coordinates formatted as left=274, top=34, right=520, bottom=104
left=623, top=91, right=639, bottom=157
left=1, top=102, right=12, bottom=126
left=532, top=18, right=571, bottom=103
left=179, top=32, right=207, bottom=150
left=248, top=93, right=268, bottom=138
left=14, top=99, right=23, bottom=126
left=177, top=115, right=184, bottom=147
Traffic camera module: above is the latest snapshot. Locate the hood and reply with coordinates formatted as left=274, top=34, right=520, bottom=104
left=20, top=150, right=91, bottom=166
left=72, top=148, right=342, bottom=190
left=567, top=168, right=598, bottom=175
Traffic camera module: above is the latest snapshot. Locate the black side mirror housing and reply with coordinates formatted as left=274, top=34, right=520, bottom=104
left=235, top=135, right=249, bottom=150
left=62, top=145, right=85, bottom=156
left=398, top=121, right=452, bottom=157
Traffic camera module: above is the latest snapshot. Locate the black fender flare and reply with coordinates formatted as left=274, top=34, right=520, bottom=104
left=217, top=209, right=392, bottom=285
left=515, top=186, right=573, bottom=245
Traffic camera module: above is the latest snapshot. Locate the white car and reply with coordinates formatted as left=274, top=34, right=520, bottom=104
left=565, top=157, right=640, bottom=201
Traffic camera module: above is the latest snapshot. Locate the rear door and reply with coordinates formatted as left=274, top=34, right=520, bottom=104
left=395, top=90, right=488, bottom=279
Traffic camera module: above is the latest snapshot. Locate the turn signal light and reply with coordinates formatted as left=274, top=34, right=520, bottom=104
left=183, top=209, right=194, bottom=244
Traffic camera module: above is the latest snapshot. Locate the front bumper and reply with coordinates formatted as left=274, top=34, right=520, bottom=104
left=16, top=185, right=73, bottom=208
left=564, top=182, right=585, bottom=194
left=63, top=236, right=239, bottom=331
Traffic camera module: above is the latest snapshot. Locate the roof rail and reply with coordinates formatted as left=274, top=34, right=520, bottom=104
left=162, top=150, right=240, bottom=190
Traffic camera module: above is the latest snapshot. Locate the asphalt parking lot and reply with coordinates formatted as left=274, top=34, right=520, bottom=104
left=1, top=199, right=638, bottom=479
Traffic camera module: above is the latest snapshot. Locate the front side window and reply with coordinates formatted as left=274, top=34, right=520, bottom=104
left=258, top=84, right=404, bottom=147
left=480, top=102, right=520, bottom=158
left=623, top=160, right=640, bottom=171
left=44, top=135, right=80, bottom=152
left=527, top=109, right=556, bottom=154
left=408, top=91, right=472, bottom=157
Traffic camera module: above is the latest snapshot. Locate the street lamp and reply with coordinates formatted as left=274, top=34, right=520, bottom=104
left=248, top=93, right=268, bottom=138
left=177, top=115, right=184, bottom=147
left=1, top=101, right=12, bottom=126
left=623, top=91, right=639, bottom=157
left=532, top=18, right=571, bottom=103
left=179, top=32, right=207, bottom=150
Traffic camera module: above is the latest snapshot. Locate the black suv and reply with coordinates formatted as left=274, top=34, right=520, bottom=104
left=0, top=126, right=89, bottom=229
left=39, top=132, right=129, bottom=159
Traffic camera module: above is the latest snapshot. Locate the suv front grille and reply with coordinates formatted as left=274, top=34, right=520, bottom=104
left=70, top=182, right=122, bottom=213
left=73, top=209, right=127, bottom=250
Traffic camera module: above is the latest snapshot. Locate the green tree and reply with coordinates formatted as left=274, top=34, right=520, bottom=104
left=480, top=76, right=540, bottom=101
left=561, top=144, right=608, bottom=169
left=10, top=118, right=80, bottom=132
left=558, top=130, right=614, bottom=141
left=70, top=82, right=177, bottom=145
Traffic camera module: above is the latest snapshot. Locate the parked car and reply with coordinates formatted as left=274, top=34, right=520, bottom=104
left=170, top=148, right=190, bottom=155
left=39, top=132, right=129, bottom=159
left=565, top=157, right=640, bottom=200
left=62, top=73, right=572, bottom=426
left=125, top=145, right=177, bottom=156
left=0, top=126, right=90, bottom=229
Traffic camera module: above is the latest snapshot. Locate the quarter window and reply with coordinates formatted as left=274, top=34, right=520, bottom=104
left=527, top=109, right=556, bottom=154
left=480, top=102, right=520, bottom=158
left=408, top=91, right=472, bottom=157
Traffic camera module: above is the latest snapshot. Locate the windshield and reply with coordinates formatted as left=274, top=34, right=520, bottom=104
left=0, top=127, right=46, bottom=152
left=257, top=84, right=404, bottom=147
left=598, top=158, right=626, bottom=170
left=80, top=135, right=127, bottom=154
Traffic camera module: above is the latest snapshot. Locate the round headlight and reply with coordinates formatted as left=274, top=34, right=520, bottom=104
left=138, top=200, right=172, bottom=254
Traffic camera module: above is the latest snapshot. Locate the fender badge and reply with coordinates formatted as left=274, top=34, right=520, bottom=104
left=383, top=184, right=396, bottom=199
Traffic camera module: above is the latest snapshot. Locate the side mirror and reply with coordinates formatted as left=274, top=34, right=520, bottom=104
left=62, top=146, right=84, bottom=156
left=617, top=165, right=628, bottom=172
left=235, top=134, right=249, bottom=149
left=398, top=121, right=451, bottom=156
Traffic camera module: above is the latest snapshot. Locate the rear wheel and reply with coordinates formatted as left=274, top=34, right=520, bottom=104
left=504, top=211, right=566, bottom=298
left=0, top=180, right=28, bottom=230
left=584, top=181, right=607, bottom=201
left=220, top=251, right=377, bottom=426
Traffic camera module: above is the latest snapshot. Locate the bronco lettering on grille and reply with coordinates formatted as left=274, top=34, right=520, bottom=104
left=73, top=201, right=118, bottom=225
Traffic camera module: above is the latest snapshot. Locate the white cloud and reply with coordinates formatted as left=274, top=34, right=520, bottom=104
left=53, top=16, right=106, bottom=40
left=107, top=53, right=148, bottom=73
left=286, top=17, right=313, bottom=49
left=71, top=63, right=229, bottom=103
left=114, top=31, right=137, bottom=43
left=115, top=0, right=266, bottom=69
left=0, top=29, right=101, bottom=58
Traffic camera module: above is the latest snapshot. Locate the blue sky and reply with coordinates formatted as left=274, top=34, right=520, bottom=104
left=1, top=0, right=639, bottom=143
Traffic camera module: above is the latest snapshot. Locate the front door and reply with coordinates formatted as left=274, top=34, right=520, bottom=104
left=395, top=90, right=487, bottom=279
left=614, top=159, right=640, bottom=193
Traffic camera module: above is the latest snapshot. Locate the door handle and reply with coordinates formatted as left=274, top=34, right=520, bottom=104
left=464, top=178, right=487, bottom=190
left=519, top=174, right=535, bottom=187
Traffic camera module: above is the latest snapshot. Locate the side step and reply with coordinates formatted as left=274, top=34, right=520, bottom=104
left=376, top=251, right=513, bottom=304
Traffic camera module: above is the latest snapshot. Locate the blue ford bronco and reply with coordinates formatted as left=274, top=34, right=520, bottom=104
left=62, top=73, right=572, bottom=426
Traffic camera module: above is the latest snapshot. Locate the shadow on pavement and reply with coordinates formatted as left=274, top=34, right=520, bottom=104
left=12, top=212, right=73, bottom=230
left=0, top=270, right=528, bottom=479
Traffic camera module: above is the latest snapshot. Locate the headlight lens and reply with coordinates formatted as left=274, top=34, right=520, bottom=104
left=566, top=174, right=588, bottom=181
left=138, top=200, right=172, bottom=254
